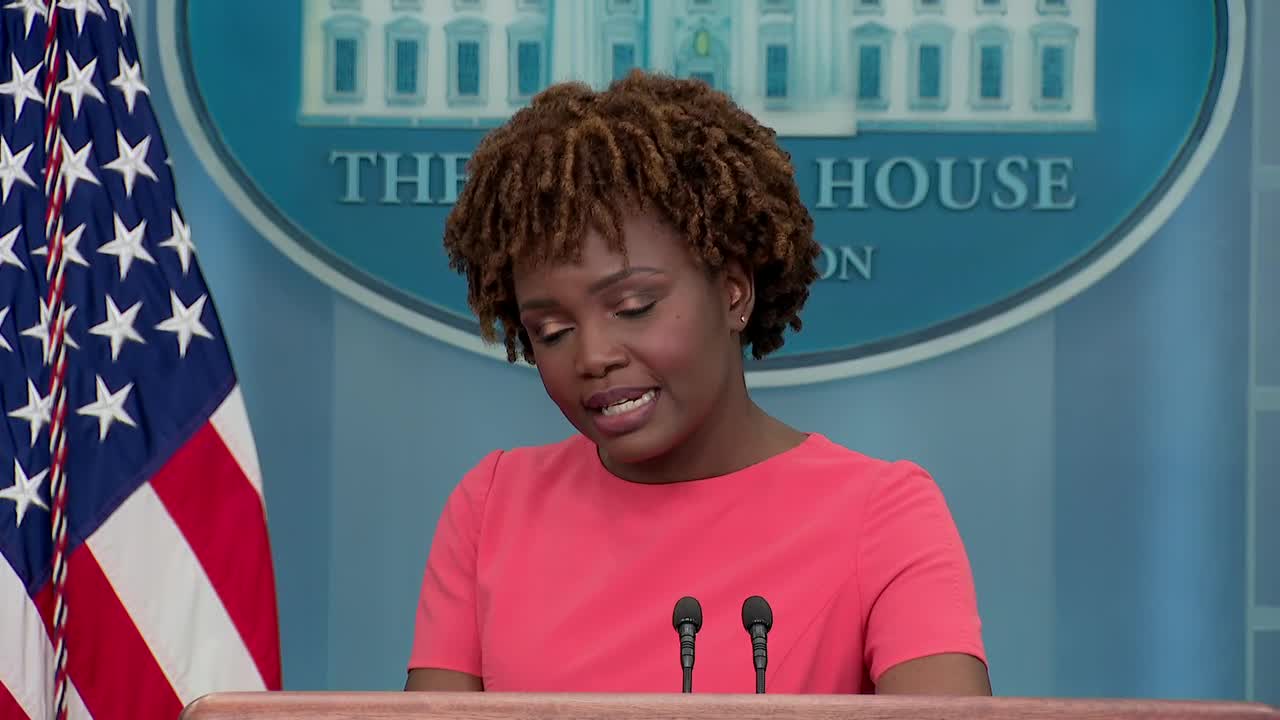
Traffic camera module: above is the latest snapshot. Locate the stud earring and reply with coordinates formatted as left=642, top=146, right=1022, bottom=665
left=740, top=315, right=747, bottom=324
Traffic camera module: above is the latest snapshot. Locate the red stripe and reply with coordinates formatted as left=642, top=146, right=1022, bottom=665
left=35, top=583, right=54, bottom=636
left=149, top=422, right=282, bottom=689
left=0, top=676, right=29, bottom=720
left=60, top=547, right=184, bottom=720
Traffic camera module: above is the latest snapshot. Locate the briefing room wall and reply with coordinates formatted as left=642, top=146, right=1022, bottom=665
left=132, top=0, right=1268, bottom=701
left=1051, top=65, right=1251, bottom=699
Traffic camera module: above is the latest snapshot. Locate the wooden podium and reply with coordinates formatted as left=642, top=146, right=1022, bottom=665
left=180, top=692, right=1280, bottom=720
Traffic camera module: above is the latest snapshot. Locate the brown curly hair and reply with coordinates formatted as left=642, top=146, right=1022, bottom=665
left=442, top=70, right=820, bottom=364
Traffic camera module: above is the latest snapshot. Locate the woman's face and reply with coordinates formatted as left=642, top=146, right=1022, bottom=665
left=513, top=211, right=752, bottom=468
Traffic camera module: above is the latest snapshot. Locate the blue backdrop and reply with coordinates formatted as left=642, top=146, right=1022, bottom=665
left=130, top=0, right=1276, bottom=704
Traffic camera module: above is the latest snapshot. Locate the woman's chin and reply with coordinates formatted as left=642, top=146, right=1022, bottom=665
left=594, top=427, right=678, bottom=471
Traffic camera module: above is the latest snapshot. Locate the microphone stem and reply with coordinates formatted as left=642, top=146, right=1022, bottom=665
left=755, top=668, right=765, bottom=694
left=683, top=666, right=693, bottom=693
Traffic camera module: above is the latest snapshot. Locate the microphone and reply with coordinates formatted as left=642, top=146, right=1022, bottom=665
left=672, top=596, right=703, bottom=693
left=741, top=595, right=773, bottom=694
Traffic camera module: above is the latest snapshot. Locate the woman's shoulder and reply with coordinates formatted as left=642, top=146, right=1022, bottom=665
left=789, top=433, right=932, bottom=484
left=785, top=434, right=954, bottom=521
left=455, top=433, right=596, bottom=491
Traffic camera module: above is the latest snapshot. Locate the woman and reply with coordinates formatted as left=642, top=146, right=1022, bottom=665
left=406, top=71, right=990, bottom=695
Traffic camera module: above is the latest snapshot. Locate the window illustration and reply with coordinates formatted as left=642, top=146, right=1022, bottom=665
left=860, top=45, right=881, bottom=99
left=920, top=46, right=941, bottom=97
left=970, top=24, right=1010, bottom=108
left=458, top=43, right=479, bottom=93
left=766, top=45, right=788, bottom=98
left=385, top=16, right=426, bottom=105
left=853, top=22, right=891, bottom=110
left=759, top=19, right=794, bottom=106
left=1042, top=46, right=1064, bottom=97
left=1038, top=0, right=1069, bottom=15
left=976, top=0, right=1005, bottom=13
left=394, top=39, right=418, bottom=93
left=1031, top=21, right=1077, bottom=111
left=613, top=42, right=637, bottom=81
left=335, top=39, right=358, bottom=91
left=907, top=22, right=953, bottom=110
left=854, top=0, right=883, bottom=13
left=446, top=17, right=489, bottom=105
left=601, top=9, right=644, bottom=87
left=517, top=41, right=541, bottom=94
left=507, top=18, right=548, bottom=102
left=324, top=14, right=368, bottom=103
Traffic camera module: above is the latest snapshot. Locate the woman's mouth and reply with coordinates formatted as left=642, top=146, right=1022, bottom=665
left=588, top=389, right=660, bottom=436
left=599, top=389, right=657, bottom=416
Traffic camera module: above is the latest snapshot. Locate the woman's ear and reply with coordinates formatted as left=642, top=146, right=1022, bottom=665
left=723, top=260, right=756, bottom=332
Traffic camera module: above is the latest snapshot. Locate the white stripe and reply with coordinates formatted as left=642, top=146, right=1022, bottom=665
left=208, top=386, right=264, bottom=499
left=64, top=680, right=92, bottom=720
left=0, top=557, right=92, bottom=720
left=87, top=483, right=265, bottom=704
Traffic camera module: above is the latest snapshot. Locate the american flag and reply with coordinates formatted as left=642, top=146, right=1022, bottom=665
left=0, top=1, right=281, bottom=718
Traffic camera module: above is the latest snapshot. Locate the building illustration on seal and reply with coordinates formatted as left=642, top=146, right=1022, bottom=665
left=300, top=0, right=1096, bottom=135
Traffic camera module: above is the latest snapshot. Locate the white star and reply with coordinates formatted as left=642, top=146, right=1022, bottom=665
left=107, top=0, right=129, bottom=34
left=0, top=306, right=12, bottom=353
left=3, top=0, right=48, bottom=37
left=97, top=214, right=153, bottom=279
left=155, top=291, right=212, bottom=358
left=7, top=379, right=52, bottom=445
left=57, top=54, right=104, bottom=118
left=159, top=210, right=195, bottom=274
left=0, top=225, right=25, bottom=271
left=89, top=294, right=144, bottom=361
left=60, top=224, right=90, bottom=268
left=18, top=302, right=51, bottom=360
left=0, top=136, right=35, bottom=202
left=57, top=0, right=104, bottom=34
left=102, top=131, right=156, bottom=197
left=108, top=49, right=147, bottom=114
left=31, top=223, right=90, bottom=271
left=58, top=138, right=100, bottom=200
left=76, top=374, right=136, bottom=441
left=0, top=458, right=49, bottom=528
left=0, top=56, right=43, bottom=122
left=20, top=299, right=79, bottom=364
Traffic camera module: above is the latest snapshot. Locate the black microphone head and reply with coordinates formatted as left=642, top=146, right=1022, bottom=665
left=742, top=595, right=773, bottom=632
left=673, top=596, right=703, bottom=632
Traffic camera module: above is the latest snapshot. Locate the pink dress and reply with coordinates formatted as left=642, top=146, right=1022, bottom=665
left=409, top=432, right=986, bottom=693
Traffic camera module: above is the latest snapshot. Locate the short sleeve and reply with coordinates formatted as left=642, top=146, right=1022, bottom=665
left=407, top=450, right=501, bottom=675
left=858, top=462, right=986, bottom=684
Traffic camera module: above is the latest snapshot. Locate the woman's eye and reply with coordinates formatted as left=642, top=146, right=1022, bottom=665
left=535, top=326, right=571, bottom=344
left=616, top=301, right=656, bottom=318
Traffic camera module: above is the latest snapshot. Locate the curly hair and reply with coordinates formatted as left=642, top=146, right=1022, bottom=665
left=442, top=70, right=820, bottom=364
